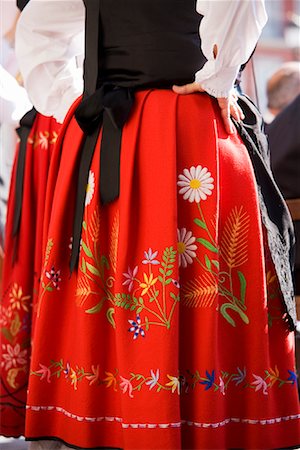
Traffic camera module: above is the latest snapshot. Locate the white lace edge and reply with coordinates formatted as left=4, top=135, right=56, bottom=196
left=26, top=405, right=300, bottom=429
left=257, top=187, right=296, bottom=327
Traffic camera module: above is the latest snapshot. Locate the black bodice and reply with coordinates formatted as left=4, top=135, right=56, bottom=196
left=97, top=0, right=206, bottom=88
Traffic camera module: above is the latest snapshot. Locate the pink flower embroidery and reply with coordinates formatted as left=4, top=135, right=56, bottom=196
left=119, top=376, right=134, bottom=398
left=122, top=266, right=138, bottom=292
left=219, top=376, right=225, bottom=395
left=86, top=365, right=100, bottom=386
left=35, top=364, right=51, bottom=383
left=1, top=344, right=27, bottom=371
left=251, top=374, right=268, bottom=395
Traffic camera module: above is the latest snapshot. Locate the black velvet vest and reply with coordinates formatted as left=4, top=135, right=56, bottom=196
left=96, top=0, right=206, bottom=88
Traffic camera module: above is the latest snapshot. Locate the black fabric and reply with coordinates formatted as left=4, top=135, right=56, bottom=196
left=16, top=0, right=30, bottom=11
left=267, top=94, right=300, bottom=278
left=97, top=0, right=206, bottom=89
left=266, top=94, right=300, bottom=200
left=234, top=94, right=296, bottom=329
left=13, top=108, right=37, bottom=253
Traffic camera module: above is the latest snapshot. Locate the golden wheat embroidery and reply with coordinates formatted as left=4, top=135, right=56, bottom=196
left=109, top=211, right=119, bottom=274
left=76, top=277, right=92, bottom=307
left=182, top=271, right=218, bottom=308
left=220, top=206, right=250, bottom=269
left=90, top=206, right=101, bottom=242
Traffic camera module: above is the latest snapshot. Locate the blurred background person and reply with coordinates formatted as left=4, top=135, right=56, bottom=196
left=265, top=61, right=300, bottom=123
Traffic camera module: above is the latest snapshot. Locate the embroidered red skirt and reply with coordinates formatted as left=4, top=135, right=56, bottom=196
left=0, top=113, right=61, bottom=437
left=6, top=90, right=300, bottom=448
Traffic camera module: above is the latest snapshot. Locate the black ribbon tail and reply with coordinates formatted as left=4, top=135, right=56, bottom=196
left=12, top=108, right=37, bottom=263
left=13, top=127, right=30, bottom=238
left=70, top=125, right=102, bottom=274
left=100, top=110, right=122, bottom=204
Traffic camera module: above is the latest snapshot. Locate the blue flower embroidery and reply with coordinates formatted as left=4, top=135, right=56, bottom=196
left=232, top=367, right=247, bottom=386
left=128, top=315, right=145, bottom=339
left=287, top=370, right=297, bottom=385
left=200, top=370, right=215, bottom=390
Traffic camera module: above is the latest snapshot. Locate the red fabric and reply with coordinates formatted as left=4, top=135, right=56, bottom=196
left=0, top=113, right=61, bottom=437
left=2, top=90, right=300, bottom=448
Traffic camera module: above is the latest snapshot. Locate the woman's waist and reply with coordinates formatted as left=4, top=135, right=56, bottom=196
left=98, top=42, right=206, bottom=89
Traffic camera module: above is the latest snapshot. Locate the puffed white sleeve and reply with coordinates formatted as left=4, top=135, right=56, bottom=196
left=15, top=0, right=85, bottom=123
left=195, top=0, right=267, bottom=98
left=0, top=65, right=32, bottom=124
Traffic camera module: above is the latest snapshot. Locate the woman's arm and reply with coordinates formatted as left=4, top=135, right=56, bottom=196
left=195, top=0, right=267, bottom=98
left=15, top=0, right=85, bottom=123
left=174, top=0, right=267, bottom=133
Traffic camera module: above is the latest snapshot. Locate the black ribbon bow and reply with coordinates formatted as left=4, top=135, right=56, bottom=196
left=70, top=85, right=134, bottom=273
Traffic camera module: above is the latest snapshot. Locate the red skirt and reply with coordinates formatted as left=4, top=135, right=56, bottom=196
left=12, top=91, right=300, bottom=448
left=0, top=113, right=61, bottom=437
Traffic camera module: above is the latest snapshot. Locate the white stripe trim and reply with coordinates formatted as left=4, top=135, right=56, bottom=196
left=26, top=405, right=300, bottom=429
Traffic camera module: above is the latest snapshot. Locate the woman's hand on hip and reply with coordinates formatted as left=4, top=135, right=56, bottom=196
left=172, top=82, right=244, bottom=135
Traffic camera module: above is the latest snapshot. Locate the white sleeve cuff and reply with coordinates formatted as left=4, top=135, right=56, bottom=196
left=195, top=63, right=240, bottom=98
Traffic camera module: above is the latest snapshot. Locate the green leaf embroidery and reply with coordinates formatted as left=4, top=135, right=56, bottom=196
left=220, top=303, right=249, bottom=327
left=1, top=327, right=13, bottom=343
left=194, top=218, right=207, bottom=229
left=81, top=241, right=93, bottom=258
left=106, top=307, right=116, bottom=328
left=86, top=300, right=104, bottom=314
left=196, top=238, right=218, bottom=253
left=212, top=259, right=219, bottom=269
left=205, top=255, right=211, bottom=270
left=82, top=221, right=87, bottom=231
left=81, top=257, right=87, bottom=274
left=238, top=271, right=246, bottom=305
left=86, top=262, right=101, bottom=277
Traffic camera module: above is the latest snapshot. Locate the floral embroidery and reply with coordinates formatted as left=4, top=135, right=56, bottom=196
left=0, top=283, right=31, bottom=389
left=251, top=374, right=268, bottom=395
left=39, top=131, right=50, bottom=149
left=139, top=273, right=158, bottom=296
left=9, top=283, right=30, bottom=312
left=1, top=343, right=27, bottom=371
left=166, top=375, right=180, bottom=394
left=128, top=315, right=146, bottom=339
left=177, top=228, right=197, bottom=268
left=123, top=266, right=138, bottom=292
left=85, top=170, right=95, bottom=206
left=0, top=305, right=13, bottom=327
left=28, top=130, right=58, bottom=149
left=31, top=359, right=296, bottom=398
left=120, top=376, right=134, bottom=398
left=142, top=249, right=160, bottom=265
left=72, top=208, right=180, bottom=332
left=45, top=266, right=61, bottom=289
left=177, top=165, right=214, bottom=203
left=178, top=166, right=251, bottom=327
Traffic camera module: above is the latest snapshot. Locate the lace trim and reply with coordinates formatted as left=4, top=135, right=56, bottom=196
left=257, top=187, right=296, bottom=327
left=26, top=405, right=300, bottom=429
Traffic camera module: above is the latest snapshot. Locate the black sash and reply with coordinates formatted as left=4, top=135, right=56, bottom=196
left=12, top=107, right=37, bottom=262
left=70, top=1, right=135, bottom=273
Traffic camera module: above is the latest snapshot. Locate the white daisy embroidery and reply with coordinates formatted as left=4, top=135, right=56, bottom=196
left=177, top=228, right=197, bottom=268
left=85, top=170, right=95, bottom=206
left=177, top=165, right=214, bottom=203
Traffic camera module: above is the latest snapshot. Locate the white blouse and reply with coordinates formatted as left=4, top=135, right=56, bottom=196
left=15, top=0, right=267, bottom=124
